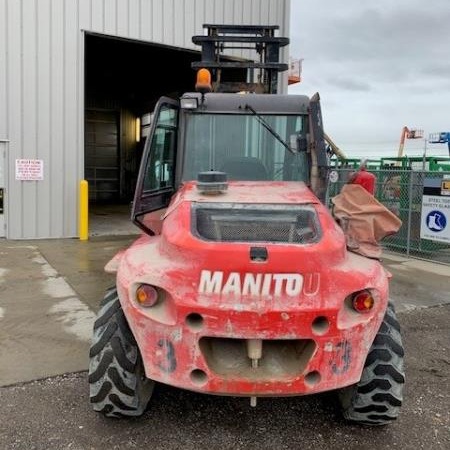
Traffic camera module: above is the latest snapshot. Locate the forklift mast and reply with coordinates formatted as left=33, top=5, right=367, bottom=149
left=191, top=24, right=289, bottom=94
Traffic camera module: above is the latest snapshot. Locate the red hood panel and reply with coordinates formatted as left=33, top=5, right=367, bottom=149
left=165, top=181, right=319, bottom=218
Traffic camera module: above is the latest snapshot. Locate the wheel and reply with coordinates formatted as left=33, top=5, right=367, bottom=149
left=89, top=287, right=154, bottom=417
left=338, top=302, right=405, bottom=426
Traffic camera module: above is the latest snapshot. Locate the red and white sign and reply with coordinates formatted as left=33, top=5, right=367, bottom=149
left=15, top=159, right=44, bottom=181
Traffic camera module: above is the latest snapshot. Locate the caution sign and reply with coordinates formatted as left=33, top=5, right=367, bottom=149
left=15, top=159, right=44, bottom=181
left=420, top=176, right=450, bottom=243
left=442, top=179, right=450, bottom=196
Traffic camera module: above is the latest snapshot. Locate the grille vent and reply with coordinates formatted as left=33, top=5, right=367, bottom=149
left=193, top=204, right=320, bottom=244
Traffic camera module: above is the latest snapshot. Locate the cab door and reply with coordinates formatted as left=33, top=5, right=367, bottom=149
left=309, top=92, right=329, bottom=203
left=132, top=97, right=179, bottom=234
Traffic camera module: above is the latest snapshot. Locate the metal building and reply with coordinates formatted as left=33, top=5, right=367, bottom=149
left=0, top=0, right=291, bottom=239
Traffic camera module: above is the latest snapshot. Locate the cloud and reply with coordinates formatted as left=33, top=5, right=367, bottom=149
left=288, top=0, right=450, bottom=150
left=327, top=77, right=372, bottom=92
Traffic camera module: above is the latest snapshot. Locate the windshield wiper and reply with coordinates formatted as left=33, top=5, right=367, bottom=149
left=244, top=104, right=295, bottom=154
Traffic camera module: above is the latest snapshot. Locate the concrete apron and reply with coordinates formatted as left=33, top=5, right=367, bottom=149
left=0, top=244, right=95, bottom=386
left=381, top=252, right=450, bottom=311
left=0, top=238, right=449, bottom=387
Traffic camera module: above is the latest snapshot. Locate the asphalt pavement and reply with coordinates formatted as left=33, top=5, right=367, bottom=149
left=0, top=234, right=449, bottom=449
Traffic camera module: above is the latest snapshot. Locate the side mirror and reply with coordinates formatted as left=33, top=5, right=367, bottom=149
left=297, top=135, right=308, bottom=152
left=290, top=133, right=308, bottom=153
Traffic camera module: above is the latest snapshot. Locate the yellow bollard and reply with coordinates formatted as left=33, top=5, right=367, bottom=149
left=79, top=179, right=89, bottom=240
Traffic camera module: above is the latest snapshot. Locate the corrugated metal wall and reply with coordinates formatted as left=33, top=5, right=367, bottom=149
left=0, top=140, right=7, bottom=237
left=0, top=0, right=290, bottom=239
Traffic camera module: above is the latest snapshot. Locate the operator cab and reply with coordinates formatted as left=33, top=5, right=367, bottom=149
left=180, top=92, right=310, bottom=183
left=131, top=90, right=328, bottom=235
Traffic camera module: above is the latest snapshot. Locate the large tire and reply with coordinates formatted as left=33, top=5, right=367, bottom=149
left=89, top=287, right=154, bottom=418
left=338, top=302, right=405, bottom=426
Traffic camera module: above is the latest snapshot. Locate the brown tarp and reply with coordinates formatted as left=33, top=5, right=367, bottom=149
left=331, top=184, right=403, bottom=258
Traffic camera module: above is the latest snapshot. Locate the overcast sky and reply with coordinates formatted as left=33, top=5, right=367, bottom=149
left=288, top=0, right=450, bottom=157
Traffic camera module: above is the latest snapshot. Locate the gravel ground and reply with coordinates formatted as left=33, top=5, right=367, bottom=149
left=1, top=305, right=449, bottom=450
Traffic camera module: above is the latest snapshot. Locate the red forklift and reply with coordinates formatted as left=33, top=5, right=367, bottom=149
left=88, top=25, right=405, bottom=425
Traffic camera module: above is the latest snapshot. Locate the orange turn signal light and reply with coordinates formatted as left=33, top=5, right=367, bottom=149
left=136, top=284, right=159, bottom=307
left=352, top=290, right=374, bottom=313
left=195, top=68, right=212, bottom=93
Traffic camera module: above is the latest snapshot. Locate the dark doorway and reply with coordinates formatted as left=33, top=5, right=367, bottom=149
left=84, top=33, right=200, bottom=234
left=84, top=32, right=247, bottom=235
left=84, top=33, right=201, bottom=202
left=85, top=110, right=120, bottom=202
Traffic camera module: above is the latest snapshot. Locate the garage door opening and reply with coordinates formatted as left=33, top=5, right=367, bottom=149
left=84, top=33, right=200, bottom=236
left=84, top=32, right=247, bottom=236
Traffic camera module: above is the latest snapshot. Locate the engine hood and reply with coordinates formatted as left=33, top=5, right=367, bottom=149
left=154, top=181, right=348, bottom=270
left=164, top=181, right=320, bottom=218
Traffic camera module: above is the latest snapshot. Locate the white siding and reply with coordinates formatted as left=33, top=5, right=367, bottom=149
left=0, top=1, right=7, bottom=140
left=49, top=0, right=66, bottom=238
left=0, top=0, right=290, bottom=238
left=22, top=0, right=38, bottom=238
left=37, top=0, right=52, bottom=236
left=5, top=0, right=24, bottom=237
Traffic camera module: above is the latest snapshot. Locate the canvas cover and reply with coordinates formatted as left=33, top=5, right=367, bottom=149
left=331, top=184, right=402, bottom=258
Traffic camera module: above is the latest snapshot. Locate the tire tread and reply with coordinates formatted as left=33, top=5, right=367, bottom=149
left=338, top=302, right=405, bottom=426
left=88, top=288, right=154, bottom=418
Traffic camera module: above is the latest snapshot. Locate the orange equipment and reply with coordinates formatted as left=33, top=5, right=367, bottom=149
left=397, top=126, right=424, bottom=158
left=324, top=132, right=347, bottom=160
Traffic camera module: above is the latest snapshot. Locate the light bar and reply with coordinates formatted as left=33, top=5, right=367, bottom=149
left=180, top=97, right=199, bottom=109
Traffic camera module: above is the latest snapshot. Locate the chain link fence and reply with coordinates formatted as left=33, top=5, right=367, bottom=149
left=327, top=167, right=450, bottom=265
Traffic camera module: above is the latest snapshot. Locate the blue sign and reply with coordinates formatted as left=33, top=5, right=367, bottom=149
left=425, top=210, right=447, bottom=233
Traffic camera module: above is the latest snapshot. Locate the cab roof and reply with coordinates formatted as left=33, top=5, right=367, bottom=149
left=180, top=92, right=310, bottom=114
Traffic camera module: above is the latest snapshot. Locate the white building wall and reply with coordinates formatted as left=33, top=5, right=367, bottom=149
left=0, top=0, right=291, bottom=239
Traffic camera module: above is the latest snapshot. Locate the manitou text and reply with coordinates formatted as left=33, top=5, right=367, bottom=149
left=198, top=270, right=305, bottom=297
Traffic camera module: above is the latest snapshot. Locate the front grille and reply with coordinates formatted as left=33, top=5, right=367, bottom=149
left=193, top=203, right=320, bottom=244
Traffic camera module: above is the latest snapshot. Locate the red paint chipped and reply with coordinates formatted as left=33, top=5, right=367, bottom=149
left=108, top=181, right=391, bottom=396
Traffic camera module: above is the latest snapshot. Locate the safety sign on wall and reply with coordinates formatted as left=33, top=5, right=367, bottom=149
left=15, top=159, right=44, bottom=181
left=420, top=176, right=450, bottom=243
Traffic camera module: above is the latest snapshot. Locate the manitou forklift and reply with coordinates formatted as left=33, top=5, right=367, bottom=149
left=88, top=25, right=405, bottom=425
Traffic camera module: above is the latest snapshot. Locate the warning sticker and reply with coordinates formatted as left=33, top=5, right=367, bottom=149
left=15, top=159, right=44, bottom=181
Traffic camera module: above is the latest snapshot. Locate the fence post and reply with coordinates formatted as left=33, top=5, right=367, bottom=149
left=405, top=171, right=414, bottom=256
